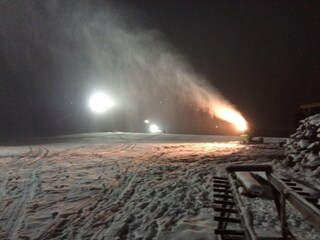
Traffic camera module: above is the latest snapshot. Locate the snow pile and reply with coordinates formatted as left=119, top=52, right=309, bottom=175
left=284, top=114, right=320, bottom=175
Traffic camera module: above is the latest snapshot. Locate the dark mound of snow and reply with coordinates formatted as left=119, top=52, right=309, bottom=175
left=284, top=114, right=320, bottom=175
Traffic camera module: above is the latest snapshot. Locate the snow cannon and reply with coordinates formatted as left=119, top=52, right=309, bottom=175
left=240, top=127, right=263, bottom=144
left=240, top=134, right=251, bottom=144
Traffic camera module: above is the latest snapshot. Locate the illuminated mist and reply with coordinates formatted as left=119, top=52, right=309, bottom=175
left=0, top=1, right=247, bottom=134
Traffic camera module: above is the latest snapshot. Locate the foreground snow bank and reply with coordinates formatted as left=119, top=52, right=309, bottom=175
left=284, top=114, right=320, bottom=175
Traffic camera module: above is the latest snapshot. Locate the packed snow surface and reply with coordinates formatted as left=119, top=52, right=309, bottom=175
left=0, top=132, right=318, bottom=239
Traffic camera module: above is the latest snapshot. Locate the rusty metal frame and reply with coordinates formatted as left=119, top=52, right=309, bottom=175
left=268, top=173, right=320, bottom=232
left=216, top=164, right=320, bottom=240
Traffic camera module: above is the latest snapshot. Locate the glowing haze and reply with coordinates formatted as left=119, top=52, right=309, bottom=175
left=216, top=107, right=247, bottom=132
left=1, top=1, right=247, bottom=133
left=89, top=92, right=114, bottom=113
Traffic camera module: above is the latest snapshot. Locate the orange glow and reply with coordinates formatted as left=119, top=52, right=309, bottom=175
left=215, top=107, right=248, bottom=132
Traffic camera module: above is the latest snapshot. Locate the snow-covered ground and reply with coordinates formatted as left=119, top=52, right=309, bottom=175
left=0, top=133, right=318, bottom=239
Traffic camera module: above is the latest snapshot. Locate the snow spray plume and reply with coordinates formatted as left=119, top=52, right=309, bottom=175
left=0, top=1, right=247, bottom=132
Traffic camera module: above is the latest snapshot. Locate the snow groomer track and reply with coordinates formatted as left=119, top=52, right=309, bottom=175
left=214, top=164, right=320, bottom=240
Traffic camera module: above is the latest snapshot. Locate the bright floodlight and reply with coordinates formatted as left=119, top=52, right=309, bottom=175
left=149, top=124, right=161, bottom=133
left=144, top=119, right=150, bottom=124
left=89, top=92, right=114, bottom=113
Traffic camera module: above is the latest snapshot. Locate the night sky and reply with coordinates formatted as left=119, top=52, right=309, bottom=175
left=1, top=0, right=320, bottom=140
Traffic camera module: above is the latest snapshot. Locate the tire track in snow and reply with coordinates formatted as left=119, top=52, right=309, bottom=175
left=105, top=144, right=136, bottom=156
left=0, top=146, right=35, bottom=238
left=78, top=162, right=139, bottom=235
left=0, top=172, right=9, bottom=203
left=97, top=151, right=166, bottom=239
left=27, top=144, right=136, bottom=239
left=69, top=156, right=142, bottom=239
left=32, top=142, right=135, bottom=239
left=2, top=145, right=47, bottom=239
left=48, top=144, right=135, bottom=159
left=47, top=145, right=86, bottom=158
left=8, top=146, right=33, bottom=166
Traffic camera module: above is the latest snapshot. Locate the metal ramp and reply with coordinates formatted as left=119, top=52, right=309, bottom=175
left=213, top=165, right=320, bottom=240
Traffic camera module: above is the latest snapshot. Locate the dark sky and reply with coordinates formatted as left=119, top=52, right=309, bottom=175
left=128, top=0, right=320, bottom=133
left=1, top=0, right=320, bottom=140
